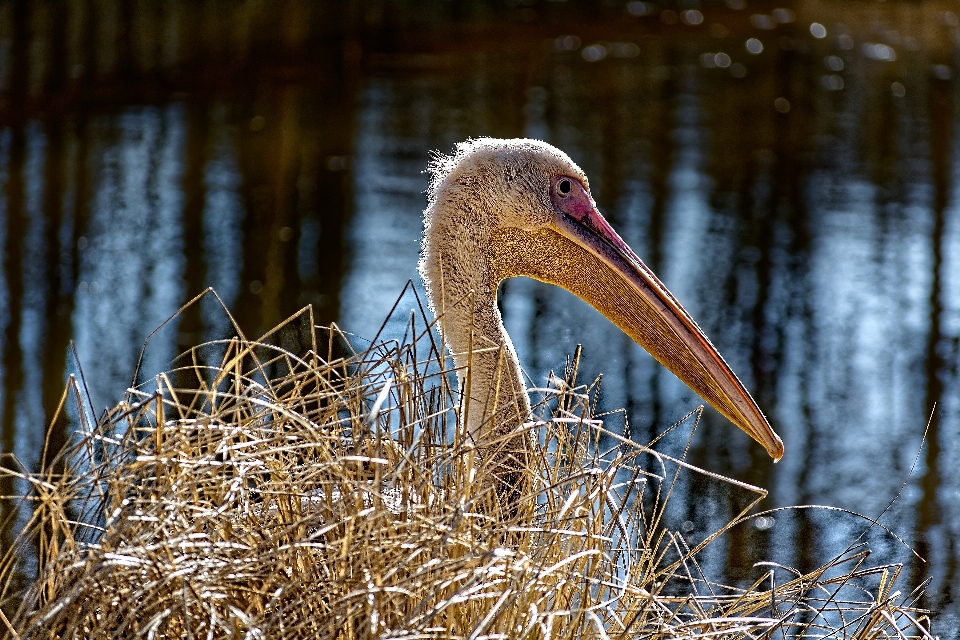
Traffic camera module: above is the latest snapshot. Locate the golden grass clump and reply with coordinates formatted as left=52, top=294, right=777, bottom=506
left=0, top=296, right=934, bottom=639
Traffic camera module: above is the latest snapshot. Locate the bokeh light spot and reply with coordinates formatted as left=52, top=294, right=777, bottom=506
left=581, top=44, right=607, bottom=62
left=681, top=10, right=704, bottom=25
left=751, top=14, right=776, bottom=30
left=933, top=64, right=952, bottom=80
left=821, top=75, right=844, bottom=90
left=555, top=35, right=581, bottom=51
left=773, top=8, right=795, bottom=23
left=626, top=1, right=653, bottom=17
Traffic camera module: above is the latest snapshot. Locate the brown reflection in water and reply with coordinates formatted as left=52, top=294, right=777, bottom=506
left=918, top=54, right=954, bottom=611
left=176, top=100, right=209, bottom=354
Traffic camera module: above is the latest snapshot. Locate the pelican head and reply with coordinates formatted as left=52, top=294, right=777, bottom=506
left=420, top=138, right=783, bottom=461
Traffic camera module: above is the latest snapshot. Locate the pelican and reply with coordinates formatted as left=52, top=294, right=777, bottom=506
left=419, top=139, right=783, bottom=502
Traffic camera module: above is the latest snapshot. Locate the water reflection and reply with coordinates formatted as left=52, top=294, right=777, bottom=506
left=12, top=123, right=46, bottom=539
left=73, top=106, right=186, bottom=409
left=0, top=0, right=958, bottom=632
left=341, top=80, right=436, bottom=344
left=201, top=104, right=245, bottom=341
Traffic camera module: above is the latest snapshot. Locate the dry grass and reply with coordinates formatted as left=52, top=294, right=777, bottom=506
left=0, top=292, right=934, bottom=639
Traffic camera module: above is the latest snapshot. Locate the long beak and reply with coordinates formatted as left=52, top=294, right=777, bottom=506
left=488, top=213, right=784, bottom=461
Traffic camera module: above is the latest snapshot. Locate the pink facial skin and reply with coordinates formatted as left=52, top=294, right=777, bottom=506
left=549, top=175, right=641, bottom=274
left=550, top=176, right=601, bottom=228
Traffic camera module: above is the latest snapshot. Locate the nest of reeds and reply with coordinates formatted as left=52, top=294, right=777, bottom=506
left=0, top=291, right=933, bottom=639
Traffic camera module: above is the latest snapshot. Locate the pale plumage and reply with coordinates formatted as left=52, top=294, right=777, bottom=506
left=419, top=139, right=783, bottom=498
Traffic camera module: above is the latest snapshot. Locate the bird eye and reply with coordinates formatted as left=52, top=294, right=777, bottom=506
left=558, top=179, right=572, bottom=195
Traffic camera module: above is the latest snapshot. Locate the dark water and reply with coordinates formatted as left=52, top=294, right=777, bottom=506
left=0, top=0, right=959, bottom=632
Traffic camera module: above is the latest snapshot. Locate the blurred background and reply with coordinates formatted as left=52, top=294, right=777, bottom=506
left=0, top=0, right=958, bottom=632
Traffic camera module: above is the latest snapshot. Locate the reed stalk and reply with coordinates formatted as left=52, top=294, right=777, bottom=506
left=0, top=294, right=932, bottom=639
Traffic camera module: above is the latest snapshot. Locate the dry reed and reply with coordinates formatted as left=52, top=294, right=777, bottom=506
left=0, top=291, right=933, bottom=639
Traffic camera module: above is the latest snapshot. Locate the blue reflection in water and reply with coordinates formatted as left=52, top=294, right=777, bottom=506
left=341, top=81, right=436, bottom=344
left=72, top=105, right=186, bottom=413
left=806, top=175, right=925, bottom=494
left=298, top=218, right=321, bottom=283
left=202, top=104, right=245, bottom=341
left=0, top=130, right=10, bottom=427
left=58, top=133, right=79, bottom=299
left=12, top=123, right=47, bottom=548
left=801, top=174, right=930, bottom=558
